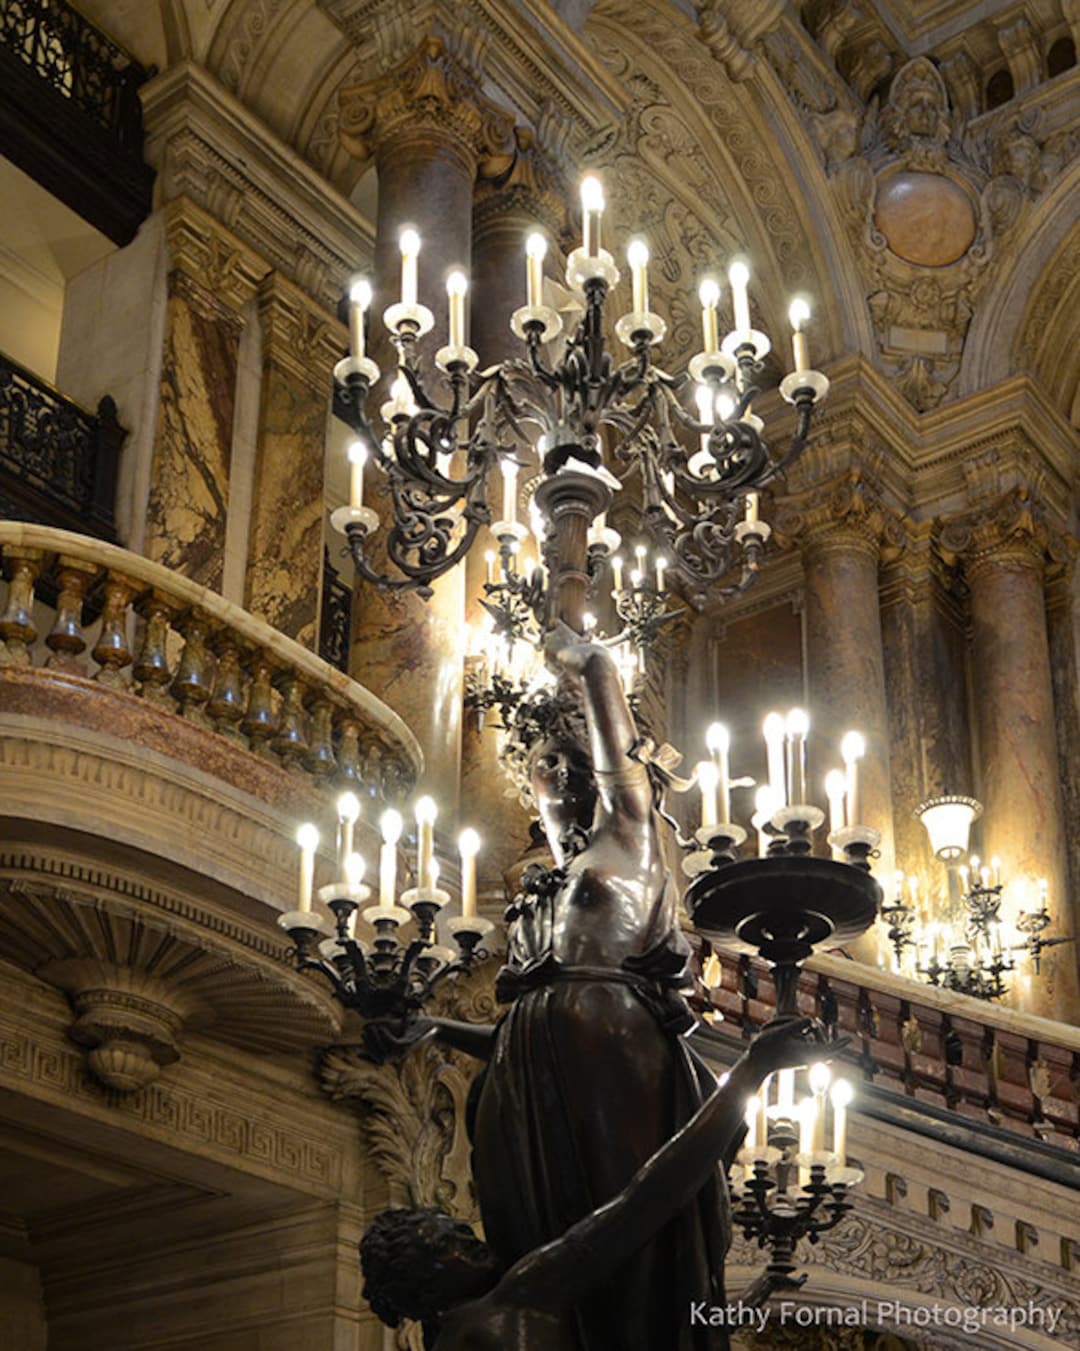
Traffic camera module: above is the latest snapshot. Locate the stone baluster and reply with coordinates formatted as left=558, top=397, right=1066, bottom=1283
left=171, top=611, right=215, bottom=723
left=338, top=33, right=516, bottom=816
left=246, top=274, right=342, bottom=648
left=91, top=572, right=137, bottom=688
left=46, top=558, right=100, bottom=671
left=939, top=488, right=1079, bottom=1019
left=145, top=198, right=266, bottom=591
left=337, top=717, right=363, bottom=789
left=241, top=656, right=278, bottom=758
left=133, top=591, right=179, bottom=708
left=0, top=548, right=43, bottom=665
left=306, top=699, right=338, bottom=778
left=272, top=673, right=310, bottom=767
left=207, top=638, right=247, bottom=743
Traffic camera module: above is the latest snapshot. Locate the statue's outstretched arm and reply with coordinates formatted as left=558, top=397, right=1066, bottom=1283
left=496, top=1018, right=824, bottom=1314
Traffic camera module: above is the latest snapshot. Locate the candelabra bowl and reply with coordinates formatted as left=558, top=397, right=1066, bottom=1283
left=687, top=856, right=881, bottom=1017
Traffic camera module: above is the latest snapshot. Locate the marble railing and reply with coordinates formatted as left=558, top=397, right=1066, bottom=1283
left=0, top=521, right=421, bottom=797
left=707, top=949, right=1080, bottom=1153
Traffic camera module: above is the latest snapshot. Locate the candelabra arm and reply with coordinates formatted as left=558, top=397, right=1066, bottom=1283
left=740, top=1269, right=807, bottom=1310
left=773, top=398, right=815, bottom=477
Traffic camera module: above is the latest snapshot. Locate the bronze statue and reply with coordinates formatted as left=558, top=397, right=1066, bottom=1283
left=373, top=628, right=741, bottom=1349
left=361, top=1018, right=825, bottom=1350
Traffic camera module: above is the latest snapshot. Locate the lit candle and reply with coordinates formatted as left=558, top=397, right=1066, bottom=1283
left=991, top=856, right=1001, bottom=887
left=446, top=269, right=467, bottom=348
left=500, top=458, right=518, bottom=525
left=830, top=1079, right=853, bottom=1167
left=458, top=827, right=480, bottom=918
left=348, top=440, right=367, bottom=510
left=349, top=278, right=372, bottom=360
left=728, top=260, right=752, bottom=334
left=744, top=491, right=759, bottom=524
left=611, top=555, right=624, bottom=592
left=295, top=823, right=319, bottom=912
left=788, top=298, right=811, bottom=373
left=655, top=556, right=667, bottom=592
left=786, top=708, right=809, bottom=805
left=415, top=796, right=437, bottom=891
left=958, top=863, right=970, bottom=893
left=485, top=550, right=495, bottom=585
left=798, top=1097, right=815, bottom=1187
left=1038, top=876, right=1049, bottom=909
left=627, top=239, right=649, bottom=313
left=696, top=760, right=719, bottom=830
left=981, top=864, right=991, bottom=889
left=580, top=175, right=604, bottom=257
left=777, top=1068, right=795, bottom=1116
left=809, top=1062, right=831, bottom=1152
left=706, top=722, right=731, bottom=823
left=763, top=712, right=787, bottom=806
left=336, top=791, right=360, bottom=875
left=525, top=232, right=546, bottom=308
left=825, top=769, right=847, bottom=834
left=893, top=870, right=905, bottom=903
left=699, top=279, right=720, bottom=352
left=745, top=1094, right=765, bottom=1152
left=399, top=228, right=420, bottom=307
left=753, top=785, right=777, bottom=856
left=379, top=808, right=403, bottom=907
left=695, top=383, right=714, bottom=455
left=840, top=731, right=865, bottom=826
left=344, top=851, right=365, bottom=890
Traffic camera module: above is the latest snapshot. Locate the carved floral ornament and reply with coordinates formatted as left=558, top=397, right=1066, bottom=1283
left=338, top=34, right=516, bottom=171
left=936, top=485, right=1075, bottom=581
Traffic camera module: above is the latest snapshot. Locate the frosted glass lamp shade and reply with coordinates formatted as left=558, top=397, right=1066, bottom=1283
left=916, top=795, right=982, bottom=860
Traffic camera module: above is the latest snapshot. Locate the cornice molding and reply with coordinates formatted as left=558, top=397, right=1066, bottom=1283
left=143, top=61, right=375, bottom=313
left=255, top=271, right=346, bottom=391
left=162, top=196, right=268, bottom=314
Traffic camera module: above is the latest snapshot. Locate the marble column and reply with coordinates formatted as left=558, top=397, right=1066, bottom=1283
left=776, top=469, right=901, bottom=955
left=940, top=489, right=1079, bottom=1017
left=245, top=273, right=343, bottom=648
left=337, top=36, right=515, bottom=814
left=145, top=198, right=266, bottom=590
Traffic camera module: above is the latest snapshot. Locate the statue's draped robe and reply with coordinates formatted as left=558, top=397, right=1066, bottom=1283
left=469, top=869, right=731, bottom=1351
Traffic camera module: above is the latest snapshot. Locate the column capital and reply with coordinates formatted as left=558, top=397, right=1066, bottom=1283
left=338, top=34, right=516, bottom=175
left=937, top=486, right=1077, bottom=583
left=473, top=122, right=570, bottom=239
left=773, top=468, right=906, bottom=565
left=163, top=196, right=268, bottom=318
left=255, top=272, right=346, bottom=392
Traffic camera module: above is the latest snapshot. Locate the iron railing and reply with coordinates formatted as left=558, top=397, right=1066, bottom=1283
left=0, top=0, right=147, bottom=144
left=0, top=352, right=124, bottom=539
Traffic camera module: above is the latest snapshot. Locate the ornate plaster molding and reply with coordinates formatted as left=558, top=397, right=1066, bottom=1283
left=255, top=271, right=346, bottom=392
left=936, top=486, right=1077, bottom=584
left=162, top=195, right=268, bottom=317
left=143, top=60, right=376, bottom=312
left=773, top=469, right=907, bottom=566
left=473, top=120, right=571, bottom=238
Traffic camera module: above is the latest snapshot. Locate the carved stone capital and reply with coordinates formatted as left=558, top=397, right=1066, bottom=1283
left=773, top=469, right=906, bottom=565
left=474, top=121, right=570, bottom=238
left=163, top=196, right=268, bottom=317
left=937, top=486, right=1074, bottom=584
left=338, top=34, right=516, bottom=176
left=255, top=272, right=346, bottom=391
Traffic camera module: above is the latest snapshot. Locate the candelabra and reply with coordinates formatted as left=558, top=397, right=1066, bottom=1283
left=882, top=795, right=1070, bottom=1000
left=329, top=174, right=828, bottom=626
left=277, top=792, right=493, bottom=1028
left=732, top=1063, right=862, bottom=1290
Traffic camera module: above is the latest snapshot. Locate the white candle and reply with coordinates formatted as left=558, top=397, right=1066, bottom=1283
left=729, top=260, right=752, bottom=334
left=695, top=383, right=713, bottom=456
left=777, top=1068, right=795, bottom=1115
left=627, top=239, right=649, bottom=313
left=525, top=232, right=546, bottom=308
left=655, top=556, right=667, bottom=592
left=788, top=298, right=811, bottom=373
left=698, top=279, right=720, bottom=352
left=458, top=828, right=480, bottom=918
left=840, top=731, right=865, bottom=827
left=484, top=550, right=496, bottom=585
left=336, top=791, right=360, bottom=875
left=580, top=175, right=604, bottom=257
left=980, top=864, right=991, bottom=889
left=959, top=863, right=970, bottom=893
left=347, top=440, right=367, bottom=510
left=753, top=785, right=776, bottom=856
left=706, top=722, right=731, bottom=823
left=809, top=1062, right=831, bottom=1153
left=991, top=856, right=1001, bottom=887
left=349, top=278, right=372, bottom=360
left=825, top=769, right=847, bottom=834
left=744, top=491, right=759, bottom=524
left=696, top=760, right=719, bottom=830
left=745, top=1094, right=764, bottom=1151
left=399, top=228, right=420, bottom=307
left=611, top=555, right=624, bottom=592
left=295, top=823, right=319, bottom=912
left=786, top=708, right=809, bottom=805
left=446, top=270, right=467, bottom=348
left=831, top=1079, right=853, bottom=1166
left=379, top=808, right=403, bottom=908
left=415, top=796, right=437, bottom=891
left=763, top=712, right=787, bottom=806
left=500, top=458, right=518, bottom=525
left=798, top=1097, right=815, bottom=1187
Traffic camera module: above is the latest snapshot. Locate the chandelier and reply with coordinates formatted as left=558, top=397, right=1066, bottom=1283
left=733, top=1061, right=861, bottom=1293
left=880, top=795, right=1070, bottom=1000
left=277, top=792, right=493, bottom=1029
left=328, top=173, right=829, bottom=631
